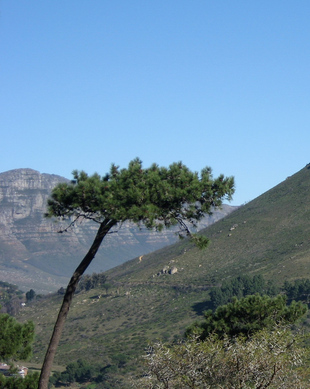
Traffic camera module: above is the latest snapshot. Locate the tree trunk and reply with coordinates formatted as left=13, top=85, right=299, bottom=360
left=38, top=219, right=116, bottom=389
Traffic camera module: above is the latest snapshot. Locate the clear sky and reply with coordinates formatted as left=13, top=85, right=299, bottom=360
left=1, top=1, right=309, bottom=205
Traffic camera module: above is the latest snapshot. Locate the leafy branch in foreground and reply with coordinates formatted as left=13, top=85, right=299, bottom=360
left=38, top=158, right=234, bottom=389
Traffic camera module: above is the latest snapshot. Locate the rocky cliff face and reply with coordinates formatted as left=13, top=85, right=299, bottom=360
left=0, top=169, right=73, bottom=292
left=0, top=169, right=237, bottom=293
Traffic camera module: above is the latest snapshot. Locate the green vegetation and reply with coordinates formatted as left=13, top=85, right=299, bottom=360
left=49, top=357, right=129, bottom=388
left=0, top=281, right=24, bottom=316
left=49, top=359, right=101, bottom=386
left=284, top=278, right=310, bottom=303
left=138, top=327, right=308, bottom=388
left=0, top=281, right=23, bottom=305
left=209, top=274, right=279, bottom=308
left=0, top=313, right=34, bottom=361
left=138, top=294, right=308, bottom=388
left=25, top=289, right=36, bottom=302
left=19, top=281, right=214, bottom=387
left=77, top=273, right=108, bottom=292
left=19, top=280, right=310, bottom=388
left=185, top=294, right=307, bottom=340
left=0, top=311, right=38, bottom=389
left=0, top=373, right=39, bottom=389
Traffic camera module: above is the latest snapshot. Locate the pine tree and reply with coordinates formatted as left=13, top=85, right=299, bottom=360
left=0, top=314, right=34, bottom=361
left=38, top=158, right=234, bottom=388
left=186, top=294, right=307, bottom=340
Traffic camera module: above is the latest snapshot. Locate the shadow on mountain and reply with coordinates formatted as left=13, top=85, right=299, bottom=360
left=191, top=300, right=213, bottom=316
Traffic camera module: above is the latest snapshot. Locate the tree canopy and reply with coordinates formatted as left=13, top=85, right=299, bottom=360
left=0, top=313, right=34, bottom=361
left=39, top=159, right=234, bottom=389
left=186, top=294, right=307, bottom=340
left=46, top=158, right=234, bottom=246
left=0, top=312, right=37, bottom=389
left=0, top=373, right=39, bottom=389
left=209, top=274, right=279, bottom=309
left=283, top=278, right=310, bottom=303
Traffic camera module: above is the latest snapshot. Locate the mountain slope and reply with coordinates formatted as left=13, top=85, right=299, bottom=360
left=17, top=165, right=310, bottom=387
left=106, top=164, right=310, bottom=287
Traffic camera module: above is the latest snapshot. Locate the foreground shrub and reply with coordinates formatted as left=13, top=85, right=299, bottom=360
left=136, top=327, right=308, bottom=388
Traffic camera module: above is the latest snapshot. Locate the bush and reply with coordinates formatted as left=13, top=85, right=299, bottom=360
left=186, top=294, right=307, bottom=340
left=0, top=372, right=39, bottom=389
left=137, top=327, right=308, bottom=388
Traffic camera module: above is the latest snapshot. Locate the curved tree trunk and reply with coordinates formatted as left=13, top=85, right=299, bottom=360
left=38, top=219, right=116, bottom=389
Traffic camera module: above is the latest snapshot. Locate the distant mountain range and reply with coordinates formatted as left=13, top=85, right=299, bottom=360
left=0, top=168, right=237, bottom=293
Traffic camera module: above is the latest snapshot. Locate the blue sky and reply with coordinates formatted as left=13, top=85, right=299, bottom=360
left=1, top=1, right=309, bottom=205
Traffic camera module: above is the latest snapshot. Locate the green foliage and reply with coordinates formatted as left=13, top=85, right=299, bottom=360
left=0, top=281, right=23, bottom=305
left=49, top=358, right=126, bottom=387
left=110, top=353, right=128, bottom=369
left=49, top=359, right=99, bottom=385
left=0, top=312, right=36, bottom=388
left=186, top=294, right=307, bottom=340
left=46, top=158, right=234, bottom=243
left=283, top=278, right=310, bottom=303
left=0, top=313, right=35, bottom=361
left=209, top=275, right=279, bottom=308
left=78, top=273, right=108, bottom=292
left=137, top=327, right=308, bottom=388
left=25, top=289, right=36, bottom=302
left=0, top=372, right=39, bottom=389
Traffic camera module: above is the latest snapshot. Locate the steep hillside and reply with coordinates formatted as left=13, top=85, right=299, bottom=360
left=106, top=164, right=310, bottom=287
left=0, top=168, right=236, bottom=293
left=17, top=165, right=310, bottom=388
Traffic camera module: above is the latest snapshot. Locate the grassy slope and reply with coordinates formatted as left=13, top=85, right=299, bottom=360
left=18, top=165, right=310, bottom=386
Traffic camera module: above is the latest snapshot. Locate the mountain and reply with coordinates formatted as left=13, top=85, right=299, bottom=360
left=17, top=164, right=310, bottom=387
left=106, top=163, right=310, bottom=288
left=0, top=168, right=237, bottom=293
